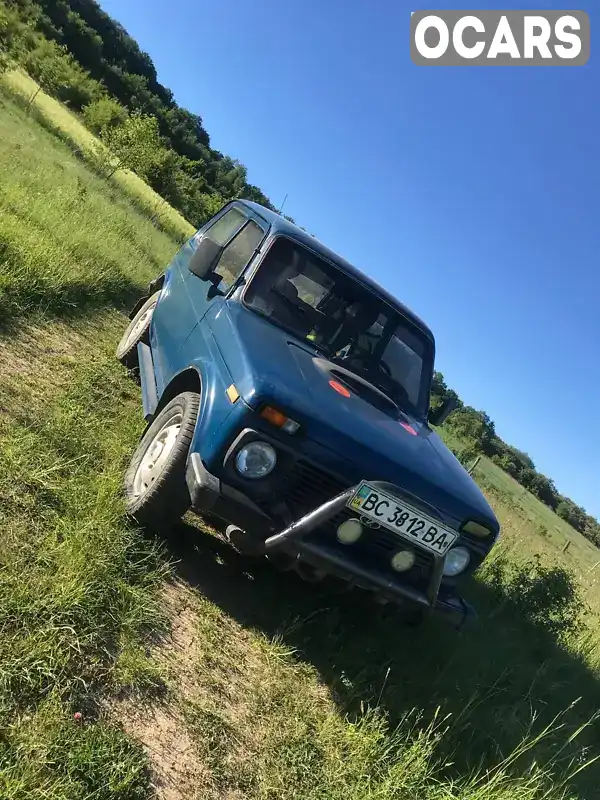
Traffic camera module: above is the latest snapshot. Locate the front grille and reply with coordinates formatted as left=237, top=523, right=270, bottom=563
left=278, top=460, right=434, bottom=588
left=280, top=460, right=346, bottom=517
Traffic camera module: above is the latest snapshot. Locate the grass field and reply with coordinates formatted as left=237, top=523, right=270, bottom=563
left=439, top=428, right=600, bottom=596
left=1, top=69, right=195, bottom=245
left=1, top=84, right=600, bottom=799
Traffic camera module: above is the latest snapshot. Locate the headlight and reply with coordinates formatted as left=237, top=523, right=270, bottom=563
left=336, top=519, right=363, bottom=544
left=443, top=546, right=471, bottom=577
left=234, top=441, right=277, bottom=479
left=390, top=550, right=416, bottom=572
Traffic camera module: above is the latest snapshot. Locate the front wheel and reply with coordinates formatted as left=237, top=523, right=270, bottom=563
left=124, top=391, right=200, bottom=531
left=116, top=291, right=161, bottom=368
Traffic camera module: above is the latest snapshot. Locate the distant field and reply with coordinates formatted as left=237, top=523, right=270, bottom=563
left=1, top=69, right=195, bottom=244
left=2, top=84, right=600, bottom=800
left=438, top=426, right=600, bottom=590
left=478, top=456, right=599, bottom=560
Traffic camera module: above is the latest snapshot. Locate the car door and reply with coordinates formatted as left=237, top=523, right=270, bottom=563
left=182, top=204, right=266, bottom=319
left=152, top=204, right=267, bottom=395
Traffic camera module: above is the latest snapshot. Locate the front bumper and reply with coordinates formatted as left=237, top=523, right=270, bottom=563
left=186, top=453, right=475, bottom=630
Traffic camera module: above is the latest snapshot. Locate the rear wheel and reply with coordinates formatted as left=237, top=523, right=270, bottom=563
left=124, top=391, right=200, bottom=531
left=116, top=291, right=161, bottom=368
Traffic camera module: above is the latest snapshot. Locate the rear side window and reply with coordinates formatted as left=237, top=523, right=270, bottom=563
left=214, top=221, right=264, bottom=290
left=206, top=208, right=246, bottom=245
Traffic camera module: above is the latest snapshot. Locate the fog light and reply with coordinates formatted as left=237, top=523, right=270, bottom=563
left=443, top=546, right=471, bottom=577
left=234, top=441, right=277, bottom=479
left=390, top=550, right=416, bottom=572
left=336, top=519, right=363, bottom=544
left=462, top=520, right=492, bottom=538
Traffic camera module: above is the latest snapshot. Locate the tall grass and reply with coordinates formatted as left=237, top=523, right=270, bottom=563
left=1, top=86, right=599, bottom=799
left=0, top=85, right=181, bottom=322
left=0, top=90, right=179, bottom=796
left=0, top=330, right=169, bottom=796
left=181, top=583, right=598, bottom=800
left=1, top=68, right=195, bottom=244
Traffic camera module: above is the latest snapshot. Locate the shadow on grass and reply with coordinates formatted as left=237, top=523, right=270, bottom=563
left=0, top=275, right=141, bottom=331
left=165, top=522, right=600, bottom=795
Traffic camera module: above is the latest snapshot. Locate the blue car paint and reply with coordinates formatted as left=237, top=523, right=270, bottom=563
left=204, top=299, right=494, bottom=530
left=142, top=200, right=499, bottom=537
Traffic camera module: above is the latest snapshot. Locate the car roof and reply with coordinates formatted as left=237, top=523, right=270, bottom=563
left=237, top=200, right=435, bottom=343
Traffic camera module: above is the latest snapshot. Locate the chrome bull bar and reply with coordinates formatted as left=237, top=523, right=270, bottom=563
left=263, top=484, right=462, bottom=620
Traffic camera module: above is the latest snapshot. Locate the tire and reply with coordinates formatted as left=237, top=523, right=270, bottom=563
left=116, top=291, right=161, bottom=368
left=124, top=391, right=200, bottom=531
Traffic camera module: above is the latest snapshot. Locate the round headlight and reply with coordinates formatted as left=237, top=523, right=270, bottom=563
left=234, top=441, right=277, bottom=479
left=443, top=546, right=471, bottom=577
left=336, top=519, right=363, bottom=544
left=391, top=550, right=416, bottom=573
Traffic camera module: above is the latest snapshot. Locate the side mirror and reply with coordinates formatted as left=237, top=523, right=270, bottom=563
left=428, top=397, right=458, bottom=426
left=188, top=237, right=223, bottom=279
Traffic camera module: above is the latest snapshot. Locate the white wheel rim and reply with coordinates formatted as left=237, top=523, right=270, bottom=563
left=132, top=412, right=182, bottom=498
left=122, top=302, right=156, bottom=352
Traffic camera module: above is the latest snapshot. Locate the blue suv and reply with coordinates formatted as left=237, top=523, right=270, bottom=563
left=117, top=200, right=500, bottom=627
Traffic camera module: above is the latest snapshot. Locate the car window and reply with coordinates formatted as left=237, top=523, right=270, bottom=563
left=244, top=237, right=434, bottom=416
left=206, top=207, right=246, bottom=246
left=289, top=273, right=332, bottom=306
left=214, top=221, right=264, bottom=290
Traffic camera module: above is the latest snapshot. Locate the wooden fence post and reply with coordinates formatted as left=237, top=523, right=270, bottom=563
left=468, top=455, right=481, bottom=476
left=562, top=540, right=571, bottom=554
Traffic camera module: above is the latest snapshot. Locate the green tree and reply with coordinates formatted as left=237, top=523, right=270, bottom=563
left=504, top=444, right=536, bottom=471
left=529, top=473, right=558, bottom=510
left=0, top=4, right=24, bottom=71
left=23, top=37, right=100, bottom=108
left=83, top=96, right=128, bottom=134
left=556, top=499, right=587, bottom=533
left=100, top=111, right=168, bottom=180
left=447, top=406, right=495, bottom=452
left=430, top=371, right=462, bottom=412
left=491, top=453, right=519, bottom=478
left=10, top=0, right=276, bottom=211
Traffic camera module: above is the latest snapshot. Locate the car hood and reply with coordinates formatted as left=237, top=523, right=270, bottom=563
left=207, top=301, right=498, bottom=530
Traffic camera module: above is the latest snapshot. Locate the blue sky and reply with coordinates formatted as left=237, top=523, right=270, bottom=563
left=100, top=0, right=599, bottom=518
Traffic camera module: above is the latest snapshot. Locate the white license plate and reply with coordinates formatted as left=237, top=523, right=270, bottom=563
left=347, top=482, right=458, bottom=556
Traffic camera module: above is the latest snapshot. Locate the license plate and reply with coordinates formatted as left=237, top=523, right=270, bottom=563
left=347, top=482, right=458, bottom=556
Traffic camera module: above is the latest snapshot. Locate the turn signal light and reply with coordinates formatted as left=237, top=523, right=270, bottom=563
left=462, top=520, right=492, bottom=538
left=260, top=406, right=300, bottom=434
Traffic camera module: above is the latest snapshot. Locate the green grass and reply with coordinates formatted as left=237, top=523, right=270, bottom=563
left=0, top=89, right=177, bottom=796
left=2, top=85, right=600, bottom=799
left=438, top=427, right=600, bottom=594
left=477, top=457, right=598, bottom=559
left=0, top=318, right=169, bottom=796
left=0, top=84, right=183, bottom=322
left=1, top=69, right=195, bottom=245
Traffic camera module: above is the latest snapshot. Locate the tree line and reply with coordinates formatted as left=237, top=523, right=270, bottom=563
left=0, top=0, right=296, bottom=227
left=431, top=372, right=600, bottom=546
left=1, top=0, right=596, bottom=546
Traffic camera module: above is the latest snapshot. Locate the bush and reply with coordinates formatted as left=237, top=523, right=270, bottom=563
left=483, top=553, right=586, bottom=639
left=457, top=444, right=480, bottom=468
left=82, top=96, right=128, bottom=134
left=100, top=112, right=170, bottom=180
left=23, top=38, right=101, bottom=109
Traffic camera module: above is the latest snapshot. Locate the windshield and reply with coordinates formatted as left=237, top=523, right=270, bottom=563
left=244, top=236, right=434, bottom=416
